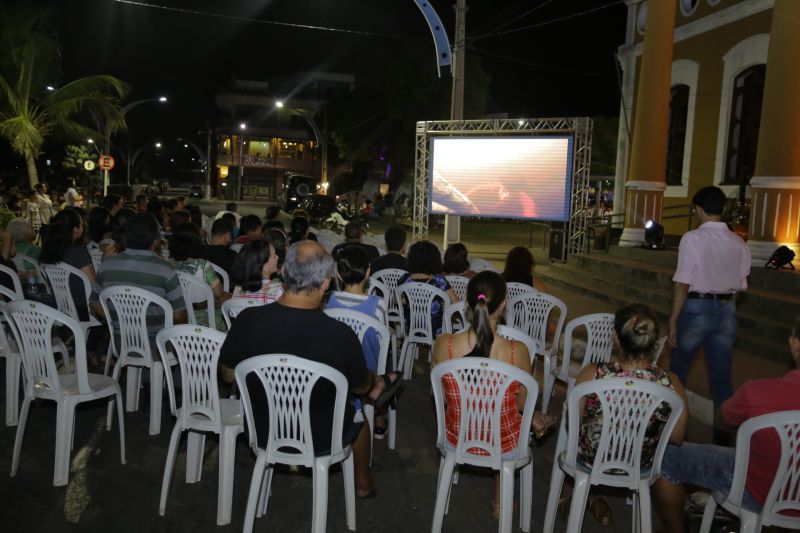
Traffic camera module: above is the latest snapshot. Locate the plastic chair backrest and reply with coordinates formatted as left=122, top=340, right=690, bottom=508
left=40, top=262, right=91, bottom=323
left=564, top=378, right=684, bottom=487
left=99, top=285, right=174, bottom=363
left=561, top=313, right=616, bottom=374
left=396, top=281, right=451, bottom=343
left=235, top=354, right=349, bottom=463
left=726, top=410, right=800, bottom=528
left=156, top=325, right=227, bottom=425
left=12, top=254, right=45, bottom=281
left=0, top=263, right=24, bottom=300
left=506, top=282, right=535, bottom=301
left=177, top=271, right=216, bottom=330
left=221, top=298, right=266, bottom=330
left=496, top=325, right=542, bottom=366
left=4, top=300, right=89, bottom=395
left=506, top=291, right=567, bottom=355
left=444, top=275, right=469, bottom=301
left=370, top=268, right=407, bottom=318
left=86, top=244, right=103, bottom=272
left=443, top=301, right=468, bottom=334
left=366, top=278, right=390, bottom=311
left=323, top=308, right=391, bottom=374
left=430, top=358, right=538, bottom=462
left=208, top=261, right=230, bottom=292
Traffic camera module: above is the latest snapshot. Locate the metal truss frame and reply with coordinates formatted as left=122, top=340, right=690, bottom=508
left=413, top=117, right=593, bottom=257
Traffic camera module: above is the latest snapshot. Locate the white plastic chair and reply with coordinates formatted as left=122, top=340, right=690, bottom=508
left=542, top=378, right=685, bottom=533
left=544, top=313, right=615, bottom=413
left=496, top=325, right=543, bottom=368
left=156, top=325, right=243, bottom=526
left=651, top=336, right=668, bottom=365
left=86, top=243, right=103, bottom=272
left=698, top=410, right=800, bottom=533
left=177, top=271, right=217, bottom=330
left=235, top=354, right=356, bottom=533
left=220, top=297, right=266, bottom=330
left=6, top=300, right=126, bottom=486
left=0, top=263, right=24, bottom=300
left=505, top=291, right=567, bottom=412
left=99, top=285, right=176, bottom=436
left=430, top=358, right=539, bottom=533
left=445, top=275, right=469, bottom=301
left=208, top=261, right=230, bottom=292
left=324, top=308, right=396, bottom=457
left=365, top=280, right=398, bottom=372
left=12, top=253, right=46, bottom=285
left=40, top=262, right=103, bottom=338
left=396, top=281, right=452, bottom=380
left=443, top=301, right=468, bottom=334
left=506, top=282, right=536, bottom=301
left=370, top=268, right=407, bottom=331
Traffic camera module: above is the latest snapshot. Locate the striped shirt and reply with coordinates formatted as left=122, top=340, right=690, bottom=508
left=90, top=248, right=186, bottom=335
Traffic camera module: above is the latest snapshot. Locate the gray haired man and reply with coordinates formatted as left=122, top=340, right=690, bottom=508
left=220, top=240, right=399, bottom=497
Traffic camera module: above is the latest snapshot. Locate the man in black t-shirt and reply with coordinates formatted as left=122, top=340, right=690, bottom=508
left=370, top=225, right=408, bottom=273
left=203, top=218, right=237, bottom=279
left=331, top=221, right=380, bottom=262
left=219, top=240, right=391, bottom=498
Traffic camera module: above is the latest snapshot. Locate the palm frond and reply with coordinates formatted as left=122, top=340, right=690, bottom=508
left=0, top=113, right=46, bottom=157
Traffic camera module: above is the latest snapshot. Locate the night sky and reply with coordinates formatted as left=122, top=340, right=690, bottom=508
left=10, top=0, right=627, bottom=179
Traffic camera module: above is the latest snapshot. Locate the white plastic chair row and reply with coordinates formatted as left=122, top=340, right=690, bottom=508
left=177, top=270, right=217, bottom=330
left=6, top=301, right=126, bottom=486
left=396, top=281, right=452, bottom=380
left=209, top=261, right=230, bottom=292
left=86, top=243, right=104, bottom=272
left=431, top=358, right=539, bottom=533
left=221, top=297, right=267, bottom=330
left=506, top=281, right=536, bottom=301
left=156, top=325, right=243, bottom=526
left=40, top=262, right=104, bottom=339
left=369, top=267, right=406, bottom=330
left=444, top=275, right=469, bottom=301
left=542, top=378, right=684, bottom=533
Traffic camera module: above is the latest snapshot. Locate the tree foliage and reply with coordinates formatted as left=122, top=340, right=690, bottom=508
left=0, top=2, right=129, bottom=187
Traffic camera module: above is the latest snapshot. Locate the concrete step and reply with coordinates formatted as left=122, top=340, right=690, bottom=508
left=538, top=260, right=789, bottom=365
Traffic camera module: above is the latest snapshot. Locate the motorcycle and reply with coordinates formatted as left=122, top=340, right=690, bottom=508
left=322, top=200, right=370, bottom=232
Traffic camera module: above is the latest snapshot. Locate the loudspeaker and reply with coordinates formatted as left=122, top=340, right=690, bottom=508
left=549, top=222, right=567, bottom=262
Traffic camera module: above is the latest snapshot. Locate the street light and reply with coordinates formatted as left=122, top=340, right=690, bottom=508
left=274, top=101, right=328, bottom=188
left=238, top=124, right=247, bottom=200
left=158, top=96, right=168, bottom=102
left=155, top=142, right=162, bottom=148
left=275, top=100, right=285, bottom=109
left=46, top=85, right=55, bottom=92
left=115, top=95, right=169, bottom=190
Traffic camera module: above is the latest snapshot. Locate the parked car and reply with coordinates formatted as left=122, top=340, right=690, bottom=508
left=281, top=174, right=318, bottom=212
left=298, top=194, right=337, bottom=222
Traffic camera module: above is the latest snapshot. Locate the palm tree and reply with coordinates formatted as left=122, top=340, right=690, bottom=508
left=0, top=3, right=129, bottom=188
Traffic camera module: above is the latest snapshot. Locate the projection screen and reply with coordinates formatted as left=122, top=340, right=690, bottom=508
left=429, top=136, right=574, bottom=221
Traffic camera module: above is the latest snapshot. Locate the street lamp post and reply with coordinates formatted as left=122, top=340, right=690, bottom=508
left=238, top=123, right=246, bottom=201
left=275, top=101, right=328, bottom=189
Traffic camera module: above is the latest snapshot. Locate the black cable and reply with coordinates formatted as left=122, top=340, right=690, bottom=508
left=468, top=46, right=615, bottom=78
left=480, top=0, right=555, bottom=36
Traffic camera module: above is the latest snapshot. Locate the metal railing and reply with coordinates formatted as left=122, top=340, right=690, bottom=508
left=584, top=204, right=694, bottom=253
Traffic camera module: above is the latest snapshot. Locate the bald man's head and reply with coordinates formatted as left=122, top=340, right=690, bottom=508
left=282, top=240, right=335, bottom=294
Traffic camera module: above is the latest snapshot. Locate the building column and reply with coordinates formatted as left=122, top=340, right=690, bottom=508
left=619, top=0, right=677, bottom=247
left=747, top=0, right=800, bottom=265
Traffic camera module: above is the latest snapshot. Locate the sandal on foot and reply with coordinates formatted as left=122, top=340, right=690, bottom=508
left=374, top=373, right=403, bottom=408
left=589, top=497, right=612, bottom=526
left=532, top=413, right=557, bottom=440
left=374, top=416, right=387, bottom=440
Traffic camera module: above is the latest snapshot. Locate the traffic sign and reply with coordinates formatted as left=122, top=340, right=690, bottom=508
left=98, top=155, right=115, bottom=171
left=83, top=160, right=96, bottom=171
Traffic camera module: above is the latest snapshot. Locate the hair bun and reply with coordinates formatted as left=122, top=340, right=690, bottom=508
left=632, top=316, right=655, bottom=336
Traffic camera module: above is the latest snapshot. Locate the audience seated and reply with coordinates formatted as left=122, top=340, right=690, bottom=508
left=87, top=206, right=115, bottom=259
left=502, top=245, right=546, bottom=290
left=135, top=193, right=148, bottom=213
left=399, top=240, right=457, bottom=336
left=219, top=240, right=398, bottom=498
left=288, top=215, right=315, bottom=245
left=653, top=316, right=800, bottom=533
left=203, top=218, right=237, bottom=278
left=7, top=216, right=40, bottom=263
left=370, top=225, right=408, bottom=273
left=262, top=227, right=288, bottom=281
left=331, top=221, right=380, bottom=262
left=170, top=222, right=228, bottom=329
left=101, top=194, right=125, bottom=217
left=442, top=242, right=476, bottom=278
left=230, top=240, right=283, bottom=304
left=235, top=214, right=263, bottom=246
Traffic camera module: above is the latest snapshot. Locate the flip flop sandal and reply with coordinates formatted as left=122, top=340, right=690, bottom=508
left=589, top=497, right=613, bottom=526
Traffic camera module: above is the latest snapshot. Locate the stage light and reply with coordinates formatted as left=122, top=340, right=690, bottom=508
left=155, top=142, right=162, bottom=148
left=765, top=245, right=795, bottom=270
left=240, top=123, right=247, bottom=130
left=275, top=100, right=285, bottom=108
left=643, top=219, right=665, bottom=250
left=158, top=96, right=168, bottom=102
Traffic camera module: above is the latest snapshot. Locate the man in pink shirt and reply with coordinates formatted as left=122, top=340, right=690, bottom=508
left=668, top=186, right=750, bottom=408
left=653, top=318, right=800, bottom=533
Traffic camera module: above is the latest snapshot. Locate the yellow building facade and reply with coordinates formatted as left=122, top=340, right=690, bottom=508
left=615, top=0, right=799, bottom=265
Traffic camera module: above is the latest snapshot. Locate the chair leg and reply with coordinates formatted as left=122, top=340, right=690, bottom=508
left=519, top=462, right=533, bottom=532
left=185, top=431, right=206, bottom=484
left=159, top=422, right=183, bottom=516
left=311, top=458, right=331, bottom=533
left=103, top=344, right=114, bottom=376
left=698, top=497, right=717, bottom=533
left=542, top=460, right=566, bottom=533
left=499, top=462, right=515, bottom=533
left=216, top=427, right=239, bottom=526
left=115, top=390, right=126, bottom=465
left=637, top=482, right=653, bottom=533
left=388, top=404, right=397, bottom=450
left=541, top=358, right=555, bottom=414
left=107, top=362, right=123, bottom=431
left=431, top=454, right=457, bottom=533
left=564, top=471, right=591, bottom=533
left=256, top=465, right=274, bottom=518
left=632, top=491, right=641, bottom=533
left=738, top=509, right=761, bottom=533
left=342, top=452, right=356, bottom=531
left=126, top=366, right=141, bottom=412
left=53, top=399, right=76, bottom=486
left=363, top=403, right=374, bottom=467
left=399, top=341, right=413, bottom=380
left=149, top=363, right=163, bottom=435
left=10, top=391, right=31, bottom=477
left=5, top=355, right=20, bottom=426
left=242, top=453, right=267, bottom=533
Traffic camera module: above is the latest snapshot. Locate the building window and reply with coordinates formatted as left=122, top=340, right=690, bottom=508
left=666, top=85, right=690, bottom=186
left=722, top=64, right=766, bottom=186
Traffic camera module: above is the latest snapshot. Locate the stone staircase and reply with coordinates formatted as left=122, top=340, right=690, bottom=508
left=535, top=246, right=799, bottom=394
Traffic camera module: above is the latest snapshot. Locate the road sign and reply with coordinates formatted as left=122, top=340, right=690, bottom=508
left=98, top=155, right=115, bottom=171
left=83, top=160, right=96, bottom=171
